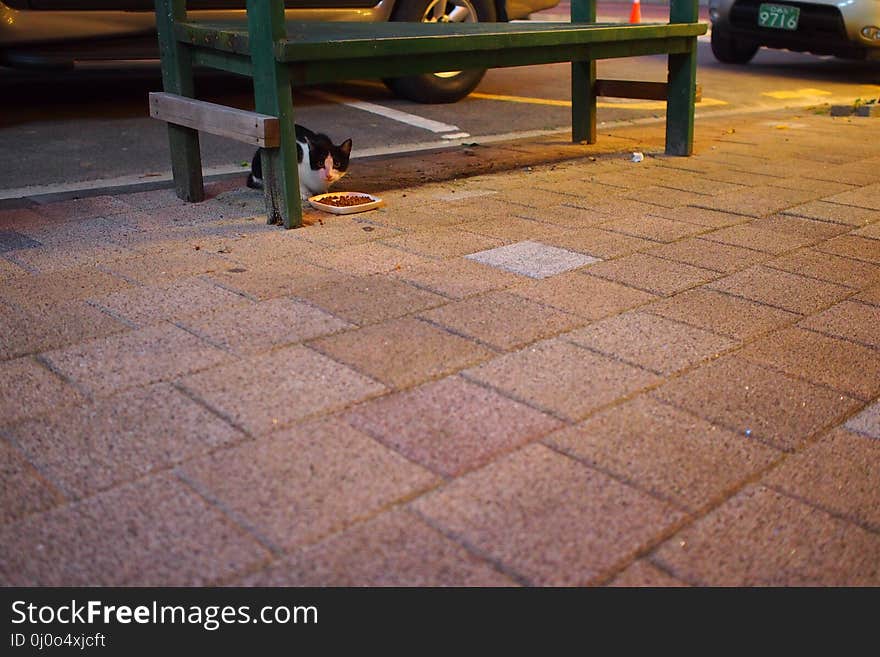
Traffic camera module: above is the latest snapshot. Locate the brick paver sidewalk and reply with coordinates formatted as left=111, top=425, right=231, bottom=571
left=1, top=107, right=878, bottom=586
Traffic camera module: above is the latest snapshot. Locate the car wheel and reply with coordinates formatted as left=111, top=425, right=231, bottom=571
left=384, top=0, right=497, bottom=103
left=710, top=24, right=759, bottom=64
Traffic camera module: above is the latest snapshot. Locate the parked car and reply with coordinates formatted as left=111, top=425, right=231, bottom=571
left=0, top=0, right=559, bottom=102
left=708, top=0, right=880, bottom=63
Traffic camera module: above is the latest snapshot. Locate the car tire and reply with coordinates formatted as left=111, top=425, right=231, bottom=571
left=710, top=24, right=759, bottom=64
left=384, top=0, right=497, bottom=103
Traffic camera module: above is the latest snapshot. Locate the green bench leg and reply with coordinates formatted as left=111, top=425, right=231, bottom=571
left=571, top=0, right=597, bottom=144
left=572, top=60, right=597, bottom=144
left=154, top=0, right=204, bottom=202
left=666, top=0, right=699, bottom=156
left=247, top=0, right=302, bottom=229
left=665, top=47, right=697, bottom=156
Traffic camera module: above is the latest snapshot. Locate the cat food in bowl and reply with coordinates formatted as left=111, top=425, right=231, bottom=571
left=308, top=192, right=383, bottom=215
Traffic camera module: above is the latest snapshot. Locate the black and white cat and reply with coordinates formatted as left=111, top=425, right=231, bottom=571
left=246, top=124, right=352, bottom=200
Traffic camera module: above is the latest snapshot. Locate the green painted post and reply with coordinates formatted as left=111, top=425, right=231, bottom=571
left=571, top=0, right=597, bottom=144
left=666, top=0, right=699, bottom=155
left=154, top=0, right=204, bottom=202
left=246, top=0, right=302, bottom=228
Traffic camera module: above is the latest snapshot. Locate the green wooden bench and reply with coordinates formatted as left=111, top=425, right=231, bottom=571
left=152, top=0, right=707, bottom=228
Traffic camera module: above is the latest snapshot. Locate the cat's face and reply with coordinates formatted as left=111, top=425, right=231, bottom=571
left=306, top=135, right=352, bottom=186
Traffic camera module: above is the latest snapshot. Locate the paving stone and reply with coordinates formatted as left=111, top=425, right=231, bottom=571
left=0, top=298, right=129, bottom=360
left=645, top=237, right=771, bottom=274
left=606, top=560, right=689, bottom=587
left=855, top=284, right=880, bottom=306
left=623, top=185, right=710, bottom=209
left=89, top=277, right=252, bottom=327
left=0, top=266, right=131, bottom=309
left=389, top=257, right=522, bottom=300
left=461, top=217, right=573, bottom=244
left=419, top=290, right=584, bottom=351
left=4, top=242, right=135, bottom=274
left=651, top=355, right=860, bottom=451
left=310, top=317, right=493, bottom=389
left=315, top=242, right=432, bottom=276
left=380, top=227, right=504, bottom=259
left=43, top=323, right=233, bottom=397
left=765, top=249, right=880, bottom=289
left=541, top=227, right=655, bottom=258
left=411, top=444, right=684, bottom=586
left=0, top=257, right=28, bottom=280
left=652, top=485, right=880, bottom=586
left=707, top=266, right=851, bottom=314
left=204, top=259, right=348, bottom=301
left=514, top=203, right=611, bottom=229
left=649, top=205, right=751, bottom=229
left=295, top=275, right=445, bottom=326
left=465, top=240, right=600, bottom=279
left=799, top=301, right=880, bottom=348
left=0, top=473, right=268, bottom=586
left=764, top=428, right=880, bottom=530
left=0, top=439, right=62, bottom=524
left=823, top=183, right=880, bottom=211
left=565, top=311, right=737, bottom=374
left=701, top=224, right=816, bottom=254
left=599, top=215, right=707, bottom=243
left=464, top=338, right=660, bottom=421
left=586, top=253, right=720, bottom=296
left=645, top=288, right=800, bottom=340
left=8, top=383, right=243, bottom=498
left=739, top=327, right=880, bottom=400
left=509, top=270, right=657, bottom=319
left=346, top=376, right=560, bottom=476
left=180, top=417, right=437, bottom=550
left=291, top=215, right=403, bottom=247
left=0, top=230, right=41, bottom=253
left=182, top=297, right=352, bottom=357
left=854, top=222, right=880, bottom=241
left=180, top=345, right=384, bottom=436
left=750, top=214, right=852, bottom=240
left=781, top=200, right=877, bottom=226
left=844, top=400, right=880, bottom=438
left=34, top=195, right=132, bottom=222
left=99, top=249, right=233, bottom=286
left=545, top=396, right=779, bottom=512
left=692, top=185, right=815, bottom=218
left=239, top=509, right=514, bottom=586
left=816, top=235, right=880, bottom=264
left=0, top=357, right=85, bottom=427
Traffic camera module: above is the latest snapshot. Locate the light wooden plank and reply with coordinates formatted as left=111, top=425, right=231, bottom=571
left=149, top=92, right=280, bottom=147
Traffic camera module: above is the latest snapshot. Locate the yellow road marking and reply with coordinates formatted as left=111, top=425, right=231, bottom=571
left=469, top=92, right=727, bottom=110
left=762, top=88, right=832, bottom=99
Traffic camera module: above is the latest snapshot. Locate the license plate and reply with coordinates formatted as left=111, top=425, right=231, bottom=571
left=758, top=4, right=800, bottom=30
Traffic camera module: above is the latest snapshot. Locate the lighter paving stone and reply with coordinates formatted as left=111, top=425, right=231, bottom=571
left=844, top=401, right=880, bottom=438
left=465, top=241, right=600, bottom=279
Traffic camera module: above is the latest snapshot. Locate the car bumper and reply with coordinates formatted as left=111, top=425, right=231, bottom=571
left=709, top=0, right=880, bottom=59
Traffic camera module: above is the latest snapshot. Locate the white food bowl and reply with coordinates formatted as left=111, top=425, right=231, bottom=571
left=308, top=192, right=383, bottom=215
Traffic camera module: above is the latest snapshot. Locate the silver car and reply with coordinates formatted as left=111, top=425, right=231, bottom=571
left=708, top=0, right=880, bottom=63
left=0, top=0, right=559, bottom=102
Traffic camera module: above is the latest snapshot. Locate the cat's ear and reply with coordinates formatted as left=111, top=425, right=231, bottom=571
left=339, top=139, right=353, bottom=158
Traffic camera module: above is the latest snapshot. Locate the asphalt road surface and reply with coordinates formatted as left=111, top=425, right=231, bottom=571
left=1, top=2, right=878, bottom=198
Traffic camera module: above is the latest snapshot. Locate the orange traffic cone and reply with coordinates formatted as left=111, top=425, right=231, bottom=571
left=629, top=0, right=641, bottom=23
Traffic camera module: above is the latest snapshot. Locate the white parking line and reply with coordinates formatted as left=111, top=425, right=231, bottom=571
left=305, top=90, right=467, bottom=136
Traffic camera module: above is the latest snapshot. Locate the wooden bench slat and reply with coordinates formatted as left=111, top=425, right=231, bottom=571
left=149, top=92, right=280, bottom=147
left=596, top=79, right=703, bottom=102
left=175, top=20, right=707, bottom=62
